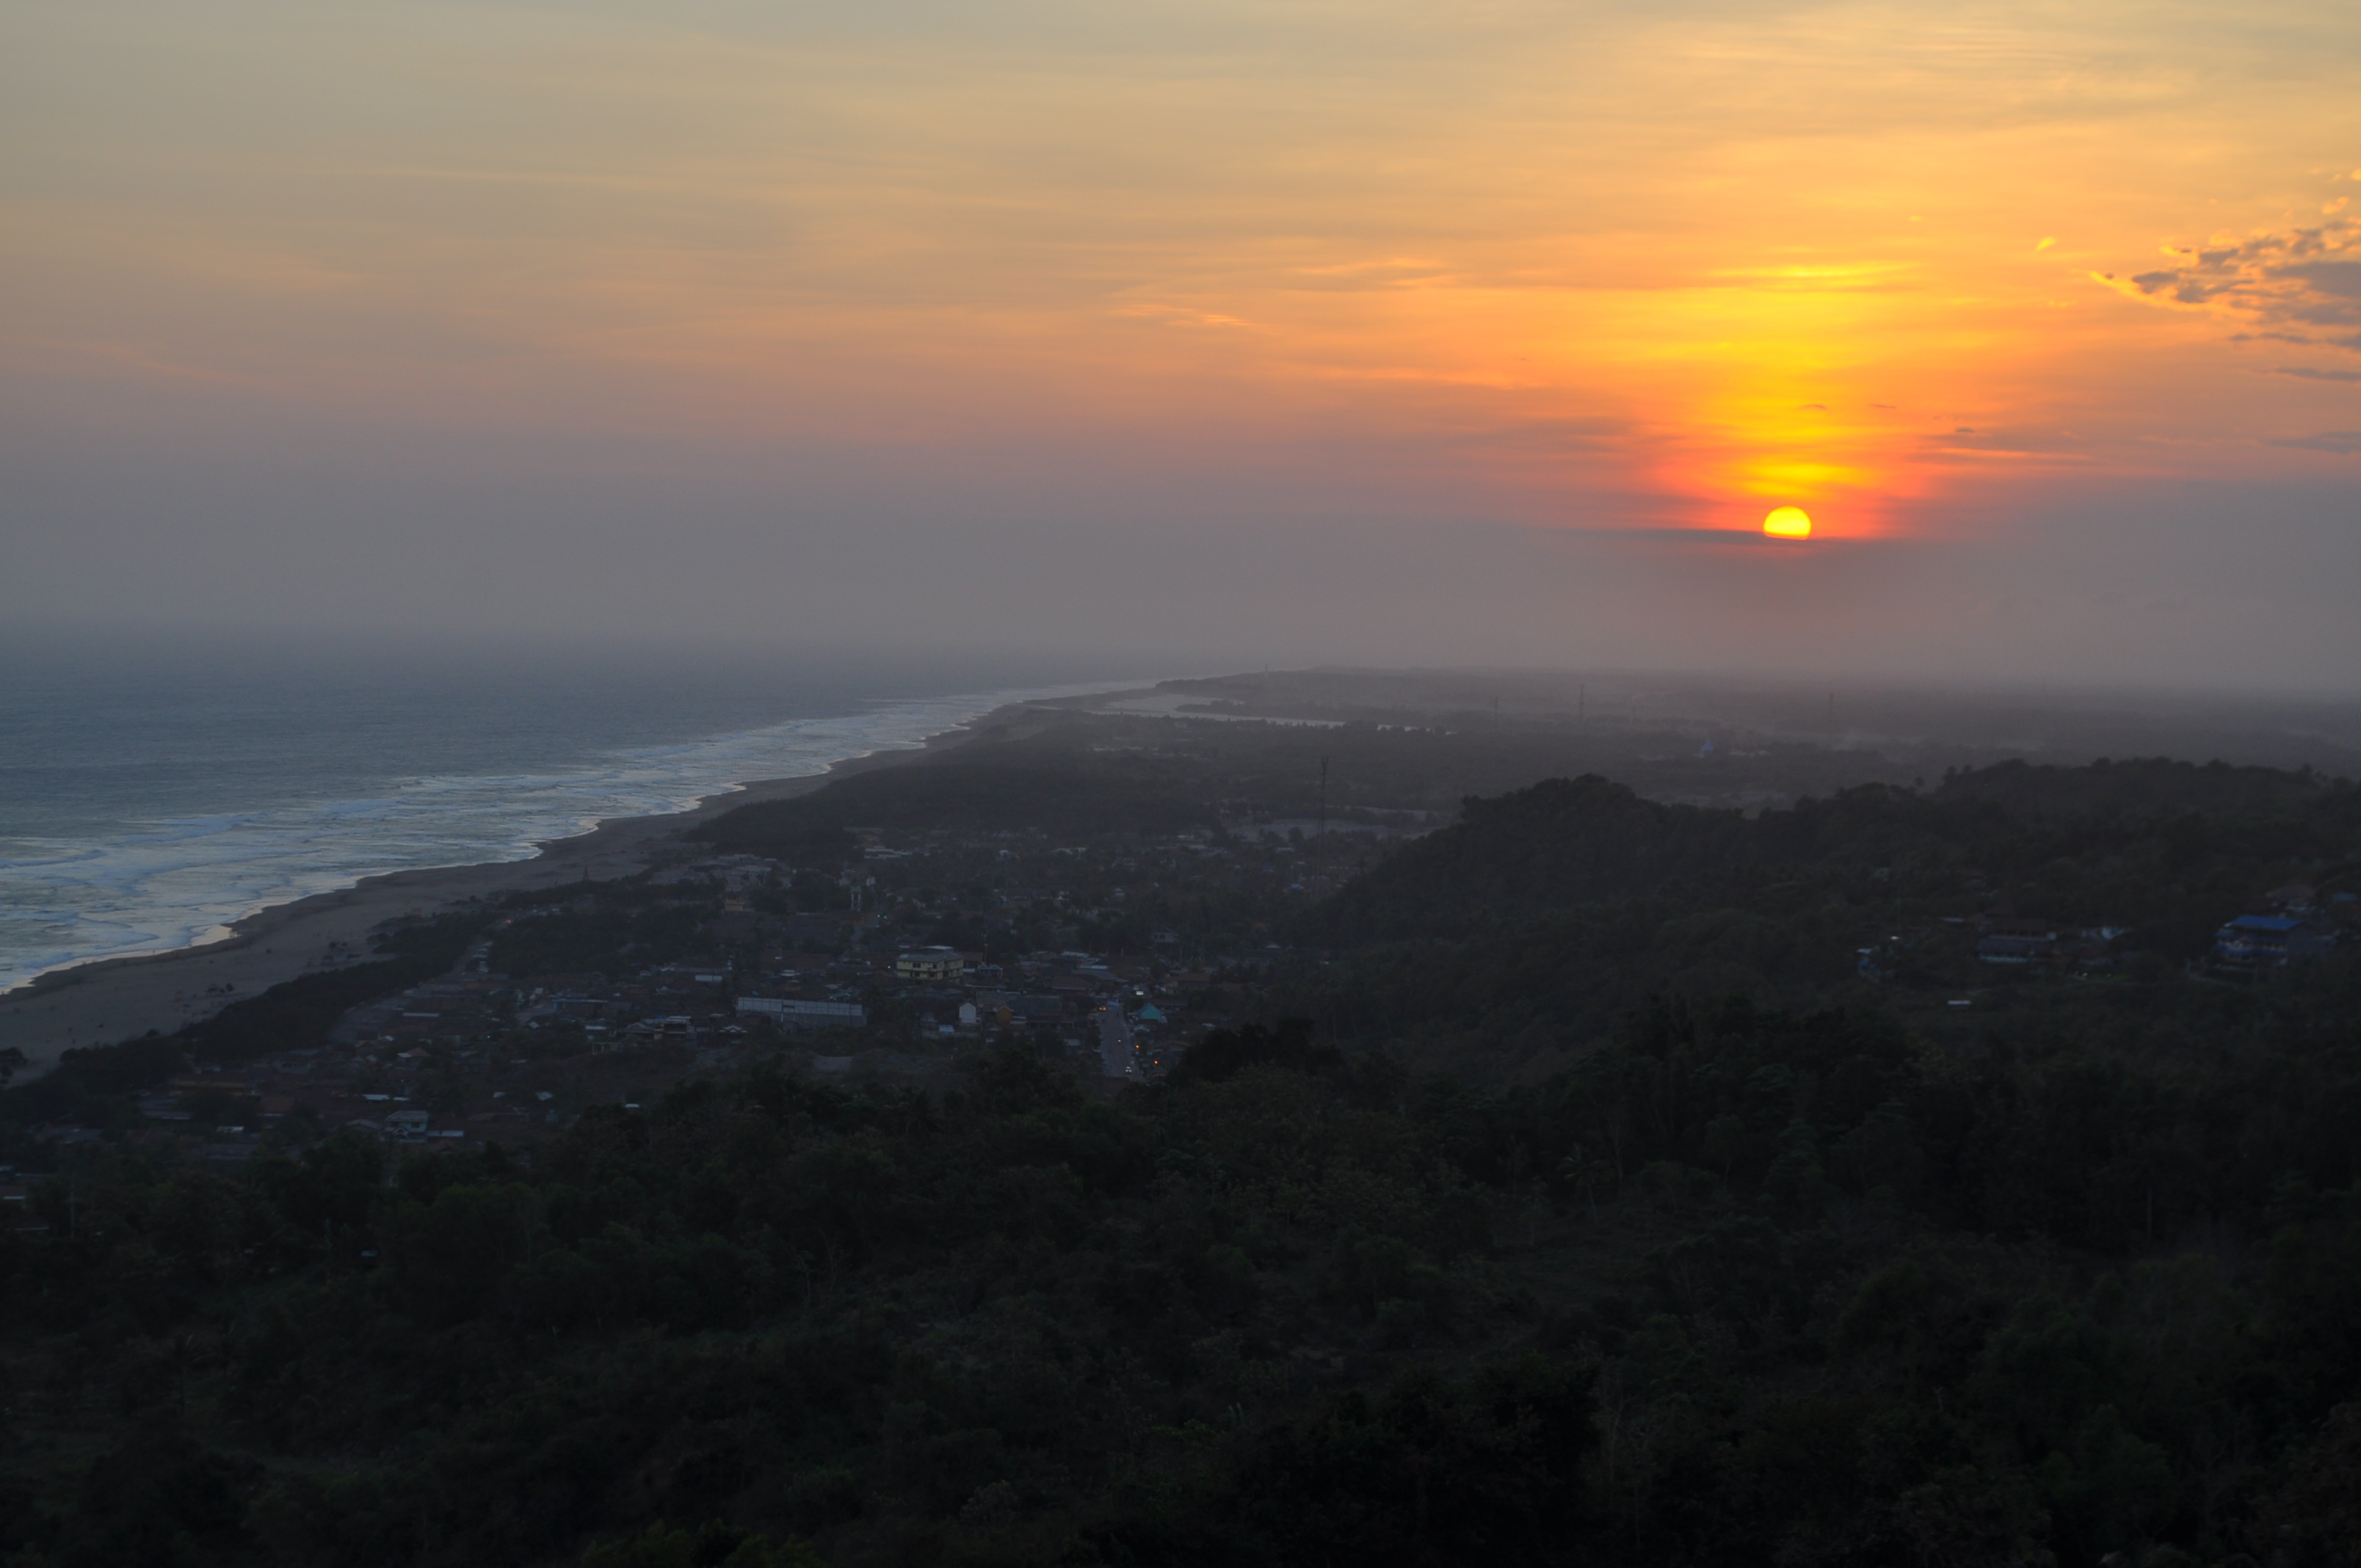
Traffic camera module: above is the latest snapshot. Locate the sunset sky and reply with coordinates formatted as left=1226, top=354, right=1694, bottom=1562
left=5, top=0, right=2358, bottom=680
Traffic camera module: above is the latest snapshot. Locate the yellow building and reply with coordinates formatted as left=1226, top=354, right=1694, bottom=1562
left=896, top=947, right=965, bottom=983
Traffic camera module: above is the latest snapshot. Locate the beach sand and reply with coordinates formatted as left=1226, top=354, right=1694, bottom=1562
left=0, top=708, right=1029, bottom=1078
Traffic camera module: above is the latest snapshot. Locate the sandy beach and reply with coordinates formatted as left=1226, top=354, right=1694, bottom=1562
left=0, top=707, right=1035, bottom=1077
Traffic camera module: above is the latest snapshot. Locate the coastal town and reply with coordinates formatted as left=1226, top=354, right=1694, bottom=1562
left=12, top=801, right=2347, bottom=1186
left=11, top=803, right=1374, bottom=1176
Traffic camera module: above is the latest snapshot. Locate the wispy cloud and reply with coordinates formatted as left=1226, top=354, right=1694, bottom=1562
left=1112, top=303, right=1259, bottom=330
left=2271, top=431, right=2361, bottom=454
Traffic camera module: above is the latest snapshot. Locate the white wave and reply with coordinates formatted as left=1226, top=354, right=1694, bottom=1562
left=0, top=682, right=1110, bottom=992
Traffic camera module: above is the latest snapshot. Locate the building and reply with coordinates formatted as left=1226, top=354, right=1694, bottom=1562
left=1976, top=932, right=2057, bottom=965
left=616, top=1015, right=700, bottom=1047
left=736, top=996, right=867, bottom=1029
left=2213, top=913, right=2335, bottom=973
left=896, top=947, right=965, bottom=983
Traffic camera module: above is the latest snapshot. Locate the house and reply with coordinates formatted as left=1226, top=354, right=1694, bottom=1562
left=1976, top=933, right=2057, bottom=965
left=736, top=996, right=867, bottom=1029
left=383, top=1109, right=432, bottom=1141
left=2213, top=912, right=2335, bottom=973
left=896, top=948, right=965, bottom=983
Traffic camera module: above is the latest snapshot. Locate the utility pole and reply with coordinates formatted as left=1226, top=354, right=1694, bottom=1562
left=1317, top=756, right=1329, bottom=846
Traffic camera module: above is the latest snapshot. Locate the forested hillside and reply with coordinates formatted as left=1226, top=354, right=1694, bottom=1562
left=1309, top=758, right=2361, bottom=945
left=1292, top=760, right=2361, bottom=1082
left=2, top=756, right=2358, bottom=1566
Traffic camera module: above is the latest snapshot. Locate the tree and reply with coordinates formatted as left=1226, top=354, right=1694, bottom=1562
left=581, top=1522, right=818, bottom=1568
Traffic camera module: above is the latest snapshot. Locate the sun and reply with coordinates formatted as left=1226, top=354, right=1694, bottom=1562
left=1763, top=506, right=1812, bottom=539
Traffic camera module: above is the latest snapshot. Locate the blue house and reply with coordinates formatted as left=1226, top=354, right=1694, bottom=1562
left=2213, top=912, right=2335, bottom=973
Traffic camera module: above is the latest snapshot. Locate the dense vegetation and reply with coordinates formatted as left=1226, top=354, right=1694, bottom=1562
left=485, top=894, right=728, bottom=981
left=4, top=758, right=2360, bottom=1566
left=1291, top=760, right=2361, bottom=1083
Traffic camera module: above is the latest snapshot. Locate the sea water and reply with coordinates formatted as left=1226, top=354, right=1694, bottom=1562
left=0, top=636, right=1130, bottom=992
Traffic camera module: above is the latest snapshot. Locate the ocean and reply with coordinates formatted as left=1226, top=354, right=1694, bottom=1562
left=0, top=636, right=1131, bottom=993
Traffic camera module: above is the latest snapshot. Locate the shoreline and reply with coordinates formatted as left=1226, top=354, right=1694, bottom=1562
left=0, top=698, right=1076, bottom=1076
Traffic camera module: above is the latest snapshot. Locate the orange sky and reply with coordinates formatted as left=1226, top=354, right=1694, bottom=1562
left=4, top=0, right=2359, bottom=667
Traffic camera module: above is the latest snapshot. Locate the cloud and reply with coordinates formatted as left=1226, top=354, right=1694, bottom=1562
left=2287, top=260, right=2361, bottom=300
left=2271, top=431, right=2361, bottom=454
left=2271, top=366, right=2361, bottom=382
left=2107, top=211, right=2361, bottom=346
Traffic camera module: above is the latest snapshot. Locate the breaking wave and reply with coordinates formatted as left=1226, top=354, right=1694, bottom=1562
left=0, top=686, right=1084, bottom=992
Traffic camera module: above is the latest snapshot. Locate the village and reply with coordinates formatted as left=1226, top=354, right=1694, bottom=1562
left=109, top=812, right=1382, bottom=1164
left=114, top=833, right=2354, bottom=1177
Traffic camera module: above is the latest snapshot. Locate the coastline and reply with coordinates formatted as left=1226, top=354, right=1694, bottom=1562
left=0, top=700, right=1065, bottom=1077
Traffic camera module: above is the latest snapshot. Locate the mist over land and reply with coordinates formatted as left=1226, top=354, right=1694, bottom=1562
left=12, top=471, right=2361, bottom=689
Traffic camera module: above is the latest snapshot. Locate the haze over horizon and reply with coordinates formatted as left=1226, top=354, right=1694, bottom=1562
left=5, top=0, right=2359, bottom=686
